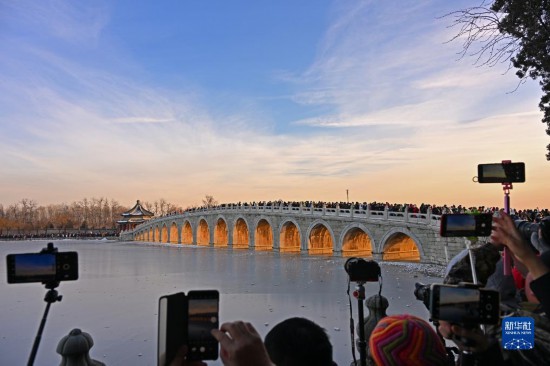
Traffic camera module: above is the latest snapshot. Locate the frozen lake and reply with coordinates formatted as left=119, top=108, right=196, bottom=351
left=0, top=240, right=443, bottom=365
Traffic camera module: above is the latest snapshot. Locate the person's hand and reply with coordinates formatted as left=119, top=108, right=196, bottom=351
left=491, top=211, right=549, bottom=279
left=491, top=211, right=532, bottom=263
left=437, top=320, right=453, bottom=339
left=169, top=345, right=208, bottom=366
left=211, top=321, right=274, bottom=366
left=438, top=321, right=490, bottom=354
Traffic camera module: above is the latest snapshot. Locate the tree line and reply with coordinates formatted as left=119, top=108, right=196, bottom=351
left=0, top=198, right=183, bottom=236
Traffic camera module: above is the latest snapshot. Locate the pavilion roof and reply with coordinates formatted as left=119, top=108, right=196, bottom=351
left=121, top=200, right=154, bottom=217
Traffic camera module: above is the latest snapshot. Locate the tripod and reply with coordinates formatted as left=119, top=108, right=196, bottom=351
left=354, top=282, right=368, bottom=366
left=27, top=243, right=63, bottom=366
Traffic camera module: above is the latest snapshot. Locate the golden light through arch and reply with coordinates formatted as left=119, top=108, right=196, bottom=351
left=342, top=227, right=372, bottom=257
left=308, top=224, right=333, bottom=255
left=214, top=218, right=228, bottom=247
left=382, top=233, right=420, bottom=262
left=161, top=225, right=168, bottom=243
left=170, top=223, right=178, bottom=244
left=233, top=218, right=249, bottom=249
left=197, top=219, right=210, bottom=246
left=255, top=219, right=273, bottom=251
left=280, top=221, right=300, bottom=253
left=182, top=221, right=193, bottom=244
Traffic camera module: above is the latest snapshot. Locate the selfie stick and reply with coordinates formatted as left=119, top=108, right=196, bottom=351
left=27, top=243, right=62, bottom=366
left=467, top=244, right=479, bottom=285
left=502, top=160, right=513, bottom=276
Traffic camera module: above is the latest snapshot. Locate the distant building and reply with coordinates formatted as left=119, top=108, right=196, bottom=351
left=117, top=200, right=154, bottom=231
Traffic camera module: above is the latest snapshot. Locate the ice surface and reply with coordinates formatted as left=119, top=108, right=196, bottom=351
left=0, top=240, right=443, bottom=365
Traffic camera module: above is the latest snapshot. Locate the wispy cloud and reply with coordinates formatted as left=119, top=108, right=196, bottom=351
left=109, top=117, right=175, bottom=124
left=2, top=0, right=109, bottom=45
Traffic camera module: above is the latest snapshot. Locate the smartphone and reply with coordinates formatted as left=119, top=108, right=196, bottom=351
left=440, top=213, right=492, bottom=237
left=477, top=162, right=525, bottom=183
left=187, top=290, right=219, bottom=361
left=158, top=290, right=219, bottom=365
left=429, top=284, right=499, bottom=325
left=6, top=252, right=78, bottom=284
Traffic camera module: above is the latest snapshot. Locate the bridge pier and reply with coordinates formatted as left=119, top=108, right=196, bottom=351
left=371, top=253, right=383, bottom=262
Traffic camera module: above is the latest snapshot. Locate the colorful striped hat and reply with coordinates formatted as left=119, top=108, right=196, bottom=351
left=369, top=314, right=448, bottom=366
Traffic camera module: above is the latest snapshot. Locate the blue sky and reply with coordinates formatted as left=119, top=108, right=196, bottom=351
left=1, top=0, right=548, bottom=209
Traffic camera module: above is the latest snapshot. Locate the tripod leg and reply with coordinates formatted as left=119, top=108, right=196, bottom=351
left=357, top=298, right=367, bottom=366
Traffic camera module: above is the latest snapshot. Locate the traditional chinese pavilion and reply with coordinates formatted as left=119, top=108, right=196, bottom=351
left=117, top=200, right=154, bottom=231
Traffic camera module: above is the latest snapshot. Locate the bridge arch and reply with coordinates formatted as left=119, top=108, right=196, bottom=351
left=278, top=219, right=301, bottom=253
left=306, top=220, right=334, bottom=255
left=170, top=222, right=179, bottom=244
left=379, top=227, right=423, bottom=262
left=339, top=223, right=374, bottom=258
left=148, top=228, right=153, bottom=242
left=214, top=216, right=229, bottom=247
left=254, top=216, right=273, bottom=251
left=161, top=224, right=168, bottom=243
left=232, top=216, right=250, bottom=249
left=154, top=226, right=160, bottom=242
left=182, top=220, right=193, bottom=244
left=197, top=218, right=210, bottom=246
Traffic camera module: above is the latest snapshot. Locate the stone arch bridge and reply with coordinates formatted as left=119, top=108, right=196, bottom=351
left=121, top=204, right=470, bottom=266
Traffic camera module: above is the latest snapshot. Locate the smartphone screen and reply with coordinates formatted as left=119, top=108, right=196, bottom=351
left=187, top=290, right=219, bottom=360
left=7, top=253, right=56, bottom=283
left=440, top=214, right=492, bottom=237
left=430, top=285, right=499, bottom=325
left=477, top=162, right=525, bottom=183
left=435, top=286, right=480, bottom=324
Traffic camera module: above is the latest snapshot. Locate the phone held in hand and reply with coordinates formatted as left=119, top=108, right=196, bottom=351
left=158, top=290, right=219, bottom=366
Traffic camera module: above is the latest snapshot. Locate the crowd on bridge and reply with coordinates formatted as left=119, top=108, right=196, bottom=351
left=157, top=199, right=549, bottom=223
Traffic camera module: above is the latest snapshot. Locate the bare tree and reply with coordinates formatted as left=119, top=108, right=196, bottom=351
left=202, top=195, right=218, bottom=208
left=446, top=0, right=550, bottom=159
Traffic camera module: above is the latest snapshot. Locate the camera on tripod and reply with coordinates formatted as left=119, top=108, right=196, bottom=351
left=344, top=257, right=380, bottom=283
